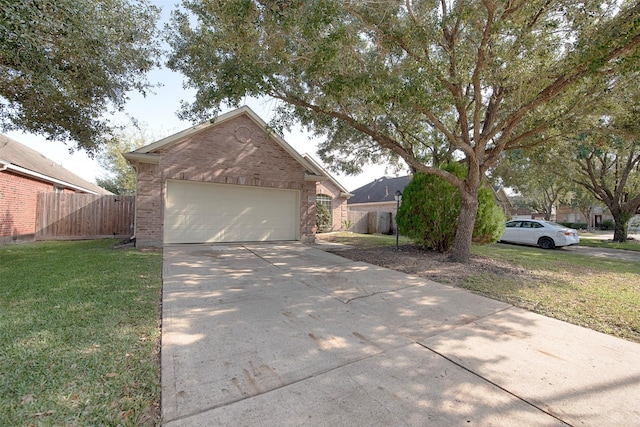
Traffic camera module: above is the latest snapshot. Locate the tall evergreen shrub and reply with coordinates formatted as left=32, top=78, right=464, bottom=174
left=396, top=163, right=505, bottom=252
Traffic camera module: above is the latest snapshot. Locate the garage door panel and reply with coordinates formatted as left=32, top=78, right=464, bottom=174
left=165, top=181, right=299, bottom=244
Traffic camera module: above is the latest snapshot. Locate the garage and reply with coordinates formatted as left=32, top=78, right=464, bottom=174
left=124, top=106, right=331, bottom=247
left=164, top=180, right=299, bottom=244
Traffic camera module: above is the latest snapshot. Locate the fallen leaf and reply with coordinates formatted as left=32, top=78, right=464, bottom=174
left=106, top=373, right=118, bottom=378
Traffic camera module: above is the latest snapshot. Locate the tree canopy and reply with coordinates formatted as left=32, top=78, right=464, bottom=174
left=0, top=0, right=161, bottom=155
left=569, top=80, right=640, bottom=241
left=493, top=68, right=640, bottom=240
left=167, top=0, right=640, bottom=262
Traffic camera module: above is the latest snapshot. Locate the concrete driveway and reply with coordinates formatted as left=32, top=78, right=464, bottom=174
left=161, top=243, right=640, bottom=426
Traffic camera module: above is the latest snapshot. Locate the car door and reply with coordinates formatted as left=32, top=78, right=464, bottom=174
left=502, top=220, right=522, bottom=243
left=520, top=221, right=543, bottom=244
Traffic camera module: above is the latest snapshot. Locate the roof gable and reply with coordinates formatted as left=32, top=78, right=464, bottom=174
left=0, top=134, right=110, bottom=194
left=125, top=106, right=324, bottom=179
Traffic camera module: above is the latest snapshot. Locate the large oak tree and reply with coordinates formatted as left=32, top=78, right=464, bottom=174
left=167, top=0, right=640, bottom=262
left=0, top=0, right=161, bottom=154
left=569, top=73, right=640, bottom=242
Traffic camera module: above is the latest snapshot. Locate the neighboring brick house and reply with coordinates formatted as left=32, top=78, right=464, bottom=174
left=124, top=106, right=350, bottom=247
left=0, top=134, right=110, bottom=243
left=348, top=175, right=412, bottom=215
left=492, top=186, right=516, bottom=219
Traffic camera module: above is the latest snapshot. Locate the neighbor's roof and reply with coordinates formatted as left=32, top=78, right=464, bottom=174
left=124, top=106, right=326, bottom=181
left=0, top=134, right=110, bottom=195
left=348, top=175, right=412, bottom=204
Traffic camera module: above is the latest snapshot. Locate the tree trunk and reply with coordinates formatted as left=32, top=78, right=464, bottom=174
left=449, top=191, right=479, bottom=263
left=612, top=211, right=632, bottom=242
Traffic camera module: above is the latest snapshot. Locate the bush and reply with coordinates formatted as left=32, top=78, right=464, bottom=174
left=396, top=163, right=504, bottom=252
left=316, top=203, right=332, bottom=232
left=600, top=219, right=615, bottom=231
left=474, top=187, right=506, bottom=244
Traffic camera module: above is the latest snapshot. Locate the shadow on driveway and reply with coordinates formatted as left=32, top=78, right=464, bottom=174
left=161, top=243, right=640, bottom=426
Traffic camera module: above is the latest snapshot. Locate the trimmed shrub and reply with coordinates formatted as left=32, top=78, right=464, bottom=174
left=396, top=162, right=505, bottom=252
left=600, top=219, right=615, bottom=231
left=474, top=186, right=506, bottom=244
left=316, top=203, right=332, bottom=232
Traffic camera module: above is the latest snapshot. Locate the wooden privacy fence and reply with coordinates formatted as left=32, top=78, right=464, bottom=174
left=347, top=210, right=393, bottom=234
left=35, top=193, right=135, bottom=240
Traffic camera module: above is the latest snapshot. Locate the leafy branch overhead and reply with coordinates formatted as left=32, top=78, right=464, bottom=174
left=0, top=0, right=161, bottom=154
left=168, top=0, right=640, bottom=262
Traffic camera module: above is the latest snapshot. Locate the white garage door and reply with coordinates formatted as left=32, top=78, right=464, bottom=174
left=164, top=180, right=299, bottom=244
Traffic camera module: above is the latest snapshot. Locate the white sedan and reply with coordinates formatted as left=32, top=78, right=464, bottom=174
left=500, top=219, right=580, bottom=249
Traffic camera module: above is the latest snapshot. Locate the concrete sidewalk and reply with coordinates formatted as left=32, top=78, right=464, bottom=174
left=161, top=243, right=640, bottom=426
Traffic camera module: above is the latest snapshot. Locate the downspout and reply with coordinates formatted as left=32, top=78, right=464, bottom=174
left=129, top=162, right=138, bottom=243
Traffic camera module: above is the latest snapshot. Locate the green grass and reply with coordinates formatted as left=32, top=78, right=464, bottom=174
left=317, top=231, right=412, bottom=248
left=578, top=238, right=640, bottom=252
left=0, top=240, right=162, bottom=426
left=468, top=244, right=640, bottom=342
left=319, top=233, right=640, bottom=343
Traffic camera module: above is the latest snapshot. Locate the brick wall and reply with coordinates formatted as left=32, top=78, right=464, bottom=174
left=131, top=114, right=318, bottom=246
left=0, top=171, right=52, bottom=239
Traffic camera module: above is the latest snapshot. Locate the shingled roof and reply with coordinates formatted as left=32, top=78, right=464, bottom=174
left=348, top=175, right=412, bottom=204
left=0, top=134, right=110, bottom=195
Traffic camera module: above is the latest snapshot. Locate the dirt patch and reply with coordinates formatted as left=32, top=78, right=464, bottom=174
left=327, top=244, right=528, bottom=285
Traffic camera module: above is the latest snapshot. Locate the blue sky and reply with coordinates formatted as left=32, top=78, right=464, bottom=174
left=5, top=0, right=403, bottom=192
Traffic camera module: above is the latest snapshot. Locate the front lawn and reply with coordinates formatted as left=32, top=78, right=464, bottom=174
left=0, top=240, right=162, bottom=426
left=470, top=243, right=640, bottom=342
left=316, top=231, right=412, bottom=248
left=578, top=237, right=640, bottom=252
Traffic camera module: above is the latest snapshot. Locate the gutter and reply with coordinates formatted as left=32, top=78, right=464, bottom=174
left=305, top=173, right=326, bottom=182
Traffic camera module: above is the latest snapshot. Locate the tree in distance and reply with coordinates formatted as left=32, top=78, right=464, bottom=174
left=96, top=126, right=154, bottom=195
left=167, top=0, right=640, bottom=262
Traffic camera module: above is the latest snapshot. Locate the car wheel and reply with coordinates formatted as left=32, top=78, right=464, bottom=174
left=538, top=237, right=555, bottom=249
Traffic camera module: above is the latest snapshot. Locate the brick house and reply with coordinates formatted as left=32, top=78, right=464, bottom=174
left=348, top=175, right=411, bottom=216
left=0, top=134, right=110, bottom=243
left=124, top=106, right=350, bottom=247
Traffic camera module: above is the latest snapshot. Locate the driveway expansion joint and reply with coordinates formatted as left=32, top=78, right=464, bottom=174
left=343, top=284, right=423, bottom=304
left=241, top=245, right=282, bottom=269
left=416, top=341, right=573, bottom=427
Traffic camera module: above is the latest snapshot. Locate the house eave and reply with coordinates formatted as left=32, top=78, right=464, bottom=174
left=0, top=161, right=100, bottom=194
left=123, top=152, right=161, bottom=165
left=305, top=173, right=326, bottom=182
left=348, top=200, right=396, bottom=207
